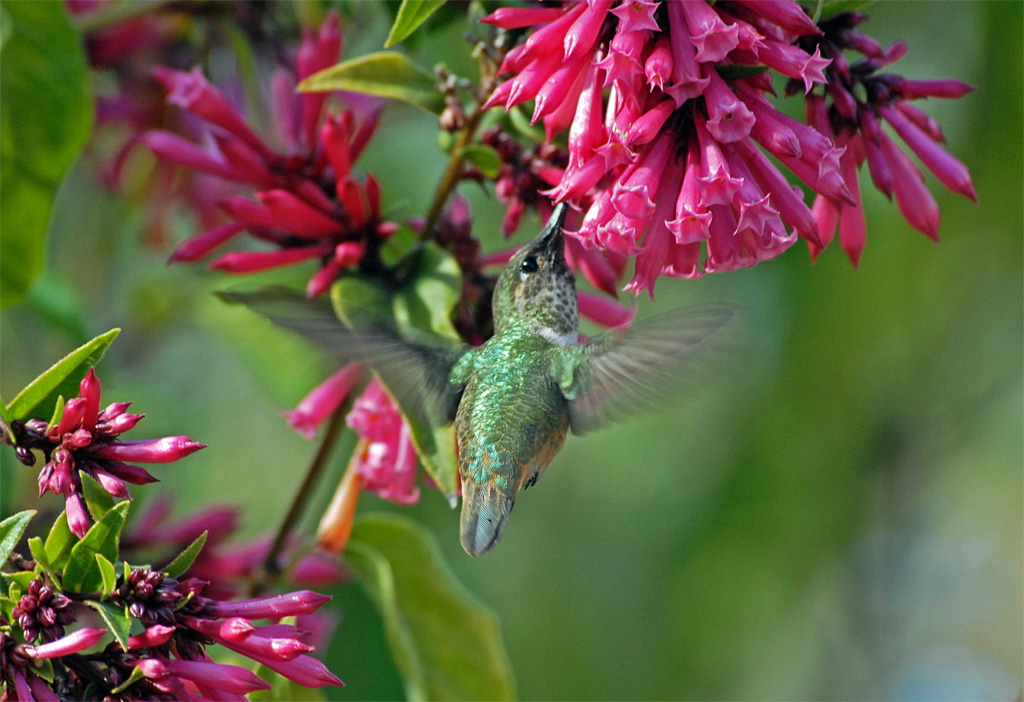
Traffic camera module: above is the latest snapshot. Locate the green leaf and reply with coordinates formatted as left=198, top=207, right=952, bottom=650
left=462, top=144, right=502, bottom=179
left=0, top=510, right=34, bottom=565
left=62, top=501, right=129, bottom=592
left=28, top=536, right=61, bottom=591
left=816, top=0, right=875, bottom=20
left=163, top=531, right=207, bottom=579
left=96, top=553, right=117, bottom=599
left=385, top=0, right=447, bottom=47
left=47, top=395, right=65, bottom=429
left=0, top=0, right=93, bottom=307
left=508, top=105, right=546, bottom=143
left=44, top=511, right=75, bottom=571
left=347, top=514, right=516, bottom=701
left=4, top=328, right=120, bottom=422
left=298, top=51, right=444, bottom=114
left=80, top=473, right=116, bottom=523
left=84, top=599, right=130, bottom=650
left=2, top=570, right=38, bottom=591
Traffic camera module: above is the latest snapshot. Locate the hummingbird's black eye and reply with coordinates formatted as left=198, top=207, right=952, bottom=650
left=520, top=256, right=540, bottom=274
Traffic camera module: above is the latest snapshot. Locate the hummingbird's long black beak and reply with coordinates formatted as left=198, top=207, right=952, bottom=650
left=535, top=201, right=570, bottom=251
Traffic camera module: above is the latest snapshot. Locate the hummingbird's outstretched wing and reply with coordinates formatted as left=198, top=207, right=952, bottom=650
left=218, top=286, right=468, bottom=426
left=558, top=304, right=741, bottom=435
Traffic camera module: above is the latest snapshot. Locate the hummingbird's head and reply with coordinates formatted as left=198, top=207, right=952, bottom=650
left=493, top=202, right=578, bottom=345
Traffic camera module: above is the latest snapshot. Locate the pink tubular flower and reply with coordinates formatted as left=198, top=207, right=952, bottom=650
left=346, top=378, right=420, bottom=505
left=10, top=368, right=205, bottom=537
left=22, top=628, right=107, bottom=659
left=145, top=12, right=393, bottom=298
left=484, top=1, right=974, bottom=288
left=792, top=10, right=975, bottom=261
left=283, top=363, right=364, bottom=439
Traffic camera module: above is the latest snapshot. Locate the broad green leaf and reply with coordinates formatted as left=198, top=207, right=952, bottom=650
left=44, top=510, right=75, bottom=571
left=84, top=599, right=130, bottom=650
left=163, top=531, right=207, bottom=578
left=347, top=514, right=515, bottom=701
left=62, top=501, right=129, bottom=592
left=0, top=510, right=34, bottom=565
left=0, top=0, right=93, bottom=307
left=96, top=553, right=117, bottom=599
left=462, top=144, right=502, bottom=179
left=385, top=0, right=447, bottom=48
left=298, top=51, right=444, bottom=114
left=80, top=473, right=115, bottom=523
left=5, top=328, right=120, bottom=422
left=28, top=536, right=61, bottom=591
left=2, top=571, right=37, bottom=591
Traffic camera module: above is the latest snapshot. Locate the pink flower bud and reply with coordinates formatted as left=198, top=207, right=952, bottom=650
left=837, top=137, right=867, bottom=266
left=93, top=436, right=205, bottom=463
left=127, top=625, right=175, bottom=650
left=577, top=291, right=635, bottom=328
left=258, top=190, right=343, bottom=238
left=24, top=628, right=106, bottom=658
left=564, top=0, right=612, bottom=60
left=481, top=6, right=564, bottom=30
left=54, top=398, right=87, bottom=438
left=140, top=130, right=241, bottom=182
left=284, top=364, right=364, bottom=440
left=79, top=369, right=101, bottom=433
left=892, top=78, right=975, bottom=100
left=206, top=591, right=332, bottom=619
left=236, top=650, right=344, bottom=688
left=92, top=469, right=129, bottom=498
left=140, top=659, right=271, bottom=695
left=753, top=40, right=830, bottom=94
left=170, top=222, right=247, bottom=263
left=101, top=461, right=158, bottom=485
left=210, top=245, right=331, bottom=274
left=66, top=492, right=91, bottom=538
left=878, top=104, right=976, bottom=203
left=733, top=0, right=822, bottom=36
left=879, top=130, right=940, bottom=240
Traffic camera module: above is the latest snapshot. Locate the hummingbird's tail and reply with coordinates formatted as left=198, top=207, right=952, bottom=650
left=459, top=479, right=515, bottom=557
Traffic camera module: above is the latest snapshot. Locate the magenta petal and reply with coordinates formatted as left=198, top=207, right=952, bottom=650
left=102, top=461, right=158, bottom=485
left=879, top=104, right=976, bottom=202
left=170, top=222, right=247, bottom=263
left=704, top=72, right=755, bottom=143
left=577, top=291, right=635, bottom=328
left=258, top=190, right=342, bottom=237
left=210, top=245, right=330, bottom=274
left=79, top=368, right=102, bottom=433
left=140, top=130, right=241, bottom=181
left=92, top=436, right=205, bottom=463
left=24, top=628, right=106, bottom=658
left=283, top=364, right=364, bottom=440
left=66, top=491, right=91, bottom=538
left=206, top=591, right=332, bottom=619
left=879, top=130, right=940, bottom=239
left=482, top=6, right=565, bottom=29
left=229, top=650, right=344, bottom=688
left=564, top=0, right=612, bottom=59
left=127, top=625, right=175, bottom=650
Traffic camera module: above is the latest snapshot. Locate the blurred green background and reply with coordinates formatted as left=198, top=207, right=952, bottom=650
left=1, top=2, right=1020, bottom=700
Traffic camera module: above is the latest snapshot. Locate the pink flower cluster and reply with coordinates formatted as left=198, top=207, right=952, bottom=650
left=144, top=12, right=394, bottom=298
left=346, top=378, right=421, bottom=505
left=11, top=369, right=205, bottom=537
left=483, top=0, right=975, bottom=294
left=799, top=11, right=976, bottom=263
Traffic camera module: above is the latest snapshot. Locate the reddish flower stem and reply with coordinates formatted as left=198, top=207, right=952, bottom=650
left=251, top=396, right=352, bottom=596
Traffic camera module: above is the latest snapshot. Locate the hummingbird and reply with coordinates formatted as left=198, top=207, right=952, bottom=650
left=225, top=202, right=737, bottom=556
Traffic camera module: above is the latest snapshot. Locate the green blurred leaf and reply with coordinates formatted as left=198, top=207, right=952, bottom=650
left=163, top=531, right=207, bottom=579
left=298, top=51, right=444, bottom=114
left=2, top=571, right=37, bottom=592
left=386, top=0, right=447, bottom=47
left=462, top=144, right=502, bottom=179
left=84, top=599, right=130, bottom=650
left=96, top=553, right=117, bottom=599
left=0, top=510, right=34, bottom=566
left=816, top=0, right=875, bottom=20
left=62, top=501, right=129, bottom=592
left=347, top=513, right=516, bottom=701
left=80, top=473, right=115, bottom=523
left=0, top=0, right=93, bottom=307
left=28, top=536, right=61, bottom=591
left=508, top=105, right=545, bottom=143
left=44, top=511, right=74, bottom=571
left=4, top=328, right=120, bottom=422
